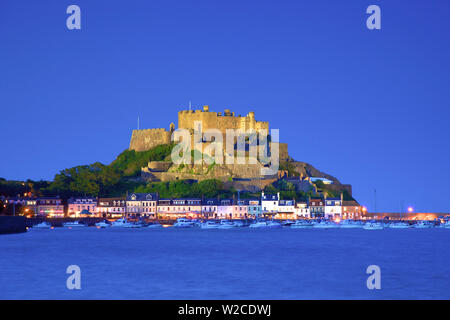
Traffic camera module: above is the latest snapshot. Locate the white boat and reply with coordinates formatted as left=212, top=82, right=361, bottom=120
left=33, top=221, right=52, bottom=229
left=95, top=220, right=111, bottom=228
left=313, top=220, right=339, bottom=229
left=249, top=219, right=282, bottom=229
left=218, top=219, right=237, bottom=229
left=442, top=221, right=450, bottom=229
left=63, top=221, right=86, bottom=228
left=111, top=218, right=134, bottom=227
left=123, top=220, right=145, bottom=228
left=413, top=221, right=434, bottom=229
left=290, top=220, right=314, bottom=228
left=389, top=222, right=410, bottom=229
left=173, top=218, right=194, bottom=228
left=200, top=221, right=220, bottom=229
left=363, top=221, right=384, bottom=230
left=339, top=220, right=364, bottom=229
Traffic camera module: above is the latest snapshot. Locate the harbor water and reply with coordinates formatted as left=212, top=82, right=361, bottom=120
left=0, top=227, right=449, bottom=299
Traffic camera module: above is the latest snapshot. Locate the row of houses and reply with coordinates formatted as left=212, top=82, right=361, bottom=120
left=2, top=192, right=363, bottom=220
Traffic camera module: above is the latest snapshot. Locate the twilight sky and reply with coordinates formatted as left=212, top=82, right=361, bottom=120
left=1, top=0, right=449, bottom=212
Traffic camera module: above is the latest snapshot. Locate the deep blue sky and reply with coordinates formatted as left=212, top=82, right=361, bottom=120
left=1, top=1, right=449, bottom=212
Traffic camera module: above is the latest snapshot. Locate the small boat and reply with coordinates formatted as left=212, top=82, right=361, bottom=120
left=33, top=221, right=52, bottom=229
left=146, top=222, right=163, bottom=228
left=218, top=219, right=237, bottom=229
left=413, top=221, right=434, bottom=229
left=363, top=221, right=384, bottom=230
left=124, top=220, right=145, bottom=228
left=290, top=220, right=314, bottom=228
left=313, top=220, right=339, bottom=229
left=95, top=220, right=111, bottom=228
left=63, top=221, right=86, bottom=228
left=111, top=218, right=134, bottom=227
left=339, top=220, right=364, bottom=229
left=249, top=219, right=282, bottom=229
left=173, top=218, right=195, bottom=228
left=389, top=222, right=410, bottom=229
left=200, top=221, right=220, bottom=229
left=282, top=220, right=295, bottom=226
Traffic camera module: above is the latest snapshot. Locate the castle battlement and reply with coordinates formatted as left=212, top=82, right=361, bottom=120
left=129, top=105, right=272, bottom=152
left=178, top=106, right=269, bottom=134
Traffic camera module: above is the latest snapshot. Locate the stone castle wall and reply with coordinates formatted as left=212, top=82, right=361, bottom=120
left=129, top=128, right=171, bottom=152
left=178, top=106, right=269, bottom=134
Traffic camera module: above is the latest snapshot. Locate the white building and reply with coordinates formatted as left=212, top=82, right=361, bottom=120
left=324, top=196, right=343, bottom=219
left=97, top=198, right=126, bottom=218
left=126, top=193, right=158, bottom=217
left=295, top=202, right=310, bottom=218
left=217, top=199, right=234, bottom=219
left=261, top=192, right=279, bottom=213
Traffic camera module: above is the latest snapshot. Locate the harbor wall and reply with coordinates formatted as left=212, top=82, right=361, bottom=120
left=0, top=216, right=27, bottom=234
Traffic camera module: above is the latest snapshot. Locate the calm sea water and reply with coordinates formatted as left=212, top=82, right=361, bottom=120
left=0, top=227, right=449, bottom=299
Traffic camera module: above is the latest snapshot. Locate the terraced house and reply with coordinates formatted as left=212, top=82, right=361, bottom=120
left=126, top=193, right=158, bottom=218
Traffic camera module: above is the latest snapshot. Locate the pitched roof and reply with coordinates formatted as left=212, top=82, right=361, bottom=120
left=126, top=193, right=159, bottom=201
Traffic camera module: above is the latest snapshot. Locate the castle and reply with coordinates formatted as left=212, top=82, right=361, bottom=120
left=128, top=105, right=350, bottom=195
left=129, top=105, right=289, bottom=161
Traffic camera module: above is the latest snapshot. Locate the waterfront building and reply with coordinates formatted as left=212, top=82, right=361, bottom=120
left=232, top=200, right=248, bottom=219
left=67, top=197, right=98, bottom=217
left=324, top=196, right=343, bottom=219
left=201, top=199, right=219, bottom=219
left=36, top=197, right=64, bottom=217
left=309, top=198, right=325, bottom=218
left=217, top=199, right=234, bottom=219
left=126, top=193, right=158, bottom=218
left=274, top=199, right=296, bottom=220
left=295, top=202, right=310, bottom=218
left=157, top=198, right=202, bottom=219
left=3, top=196, right=38, bottom=216
left=261, top=192, right=279, bottom=214
left=342, top=200, right=362, bottom=219
left=247, top=199, right=262, bottom=218
left=97, top=197, right=126, bottom=218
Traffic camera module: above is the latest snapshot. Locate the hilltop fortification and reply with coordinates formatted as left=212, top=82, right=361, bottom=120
left=128, top=105, right=351, bottom=195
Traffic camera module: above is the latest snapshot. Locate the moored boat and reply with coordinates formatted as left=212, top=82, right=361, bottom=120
left=218, top=219, right=237, bottom=229
left=146, top=222, right=163, bottom=228
left=249, top=219, right=282, bottom=229
left=363, top=221, right=384, bottom=230
left=290, top=220, right=314, bottom=228
left=63, top=221, right=86, bottom=228
left=111, top=218, right=133, bottom=227
left=313, top=220, right=339, bottom=229
left=200, top=221, right=220, bottom=229
left=95, top=220, right=111, bottom=228
left=173, top=218, right=195, bottom=228
left=413, top=221, right=434, bottom=229
left=389, top=222, right=410, bottom=229
left=339, top=220, right=364, bottom=229
left=33, top=221, right=52, bottom=229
